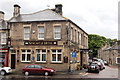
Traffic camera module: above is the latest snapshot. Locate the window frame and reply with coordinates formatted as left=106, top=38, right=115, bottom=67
left=54, top=25, right=61, bottom=39
left=38, top=26, right=44, bottom=40
left=116, top=57, right=120, bottom=64
left=36, top=49, right=46, bottom=62
left=51, top=49, right=62, bottom=63
left=1, top=32, right=6, bottom=44
left=21, top=49, right=31, bottom=62
left=24, top=27, right=30, bottom=40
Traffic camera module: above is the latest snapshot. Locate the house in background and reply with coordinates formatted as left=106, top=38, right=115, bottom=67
left=7, top=4, right=88, bottom=71
left=0, top=11, right=9, bottom=67
left=98, top=42, right=118, bottom=66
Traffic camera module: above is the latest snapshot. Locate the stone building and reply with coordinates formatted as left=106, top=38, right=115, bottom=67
left=8, top=4, right=88, bottom=71
left=98, top=42, right=118, bottom=66
left=0, top=11, right=9, bottom=67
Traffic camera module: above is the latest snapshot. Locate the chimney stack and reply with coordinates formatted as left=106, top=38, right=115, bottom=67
left=55, top=4, right=62, bottom=15
left=0, top=11, right=4, bottom=20
left=13, top=4, right=21, bottom=17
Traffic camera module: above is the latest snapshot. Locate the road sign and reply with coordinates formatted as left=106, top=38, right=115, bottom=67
left=72, top=52, right=76, bottom=57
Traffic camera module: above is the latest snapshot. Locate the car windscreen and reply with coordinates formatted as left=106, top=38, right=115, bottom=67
left=24, top=65, right=28, bottom=68
left=90, top=64, right=98, bottom=66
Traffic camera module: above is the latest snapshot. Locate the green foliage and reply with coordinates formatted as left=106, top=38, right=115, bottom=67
left=88, top=34, right=117, bottom=57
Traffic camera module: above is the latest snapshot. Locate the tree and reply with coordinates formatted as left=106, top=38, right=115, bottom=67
left=88, top=34, right=117, bottom=57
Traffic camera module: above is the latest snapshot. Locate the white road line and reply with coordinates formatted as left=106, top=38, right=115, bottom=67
left=82, top=73, right=88, bottom=76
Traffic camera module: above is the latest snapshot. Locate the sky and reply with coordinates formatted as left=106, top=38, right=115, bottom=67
left=0, top=0, right=119, bottom=39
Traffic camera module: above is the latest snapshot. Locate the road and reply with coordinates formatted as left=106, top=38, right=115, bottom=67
left=84, top=66, right=118, bottom=78
left=0, top=66, right=119, bottom=80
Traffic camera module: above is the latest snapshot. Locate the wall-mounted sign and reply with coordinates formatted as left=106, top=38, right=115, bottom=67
left=0, top=50, right=8, bottom=52
left=72, top=52, right=76, bottom=57
left=24, top=41, right=57, bottom=45
left=64, top=56, right=68, bottom=63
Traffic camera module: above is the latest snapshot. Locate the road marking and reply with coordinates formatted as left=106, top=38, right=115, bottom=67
left=82, top=73, right=88, bottom=76
left=79, top=73, right=84, bottom=74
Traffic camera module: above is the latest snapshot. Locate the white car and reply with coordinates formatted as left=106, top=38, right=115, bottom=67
left=0, top=67, right=12, bottom=75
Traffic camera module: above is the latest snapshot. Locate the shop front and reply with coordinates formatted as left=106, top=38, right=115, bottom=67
left=0, top=48, right=8, bottom=67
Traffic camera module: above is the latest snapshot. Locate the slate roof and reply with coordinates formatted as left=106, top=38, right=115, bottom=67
left=9, top=9, right=88, bottom=35
left=9, top=9, right=67, bottom=22
left=0, top=20, right=7, bottom=29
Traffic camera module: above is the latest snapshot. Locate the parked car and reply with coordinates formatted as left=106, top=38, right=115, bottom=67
left=104, top=60, right=108, bottom=65
left=92, top=61, right=104, bottom=70
left=22, top=64, right=55, bottom=76
left=87, top=63, right=100, bottom=73
left=0, top=66, right=12, bottom=76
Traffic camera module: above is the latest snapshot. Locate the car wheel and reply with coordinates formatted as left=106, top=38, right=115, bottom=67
left=25, top=71, right=29, bottom=76
left=44, top=71, right=49, bottom=76
left=1, top=71, right=6, bottom=76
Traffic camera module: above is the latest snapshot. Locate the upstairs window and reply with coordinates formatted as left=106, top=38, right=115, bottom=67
left=1, top=32, right=6, bottom=44
left=38, top=26, right=44, bottom=39
left=24, top=27, right=30, bottom=40
left=54, top=26, right=61, bottom=39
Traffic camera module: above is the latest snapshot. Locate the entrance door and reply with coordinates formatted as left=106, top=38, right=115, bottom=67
left=80, top=52, right=83, bottom=66
left=11, top=54, right=16, bottom=69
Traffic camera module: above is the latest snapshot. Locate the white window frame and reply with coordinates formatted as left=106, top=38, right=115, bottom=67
left=1, top=32, right=6, bottom=44
left=36, top=49, right=46, bottom=62
left=24, top=27, right=30, bottom=40
left=54, top=26, right=61, bottom=39
left=38, top=26, right=44, bottom=40
left=116, top=57, right=120, bottom=64
left=70, top=28, right=73, bottom=41
left=21, top=49, right=31, bottom=62
left=79, top=33, right=81, bottom=45
left=51, top=50, right=62, bottom=62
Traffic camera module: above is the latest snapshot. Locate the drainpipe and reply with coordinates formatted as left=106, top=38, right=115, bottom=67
left=67, top=22, right=71, bottom=72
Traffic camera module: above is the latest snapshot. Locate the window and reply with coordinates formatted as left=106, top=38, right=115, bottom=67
left=1, top=32, right=6, bottom=44
left=24, top=27, right=30, bottom=40
left=116, top=57, right=120, bottom=64
left=79, top=33, right=81, bottom=45
left=71, top=28, right=73, bottom=41
left=36, top=49, right=46, bottom=62
left=54, top=26, right=61, bottom=39
left=52, top=49, right=62, bottom=62
left=21, top=49, right=31, bottom=62
left=35, top=65, right=42, bottom=68
left=38, top=26, right=44, bottom=39
left=28, top=65, right=34, bottom=68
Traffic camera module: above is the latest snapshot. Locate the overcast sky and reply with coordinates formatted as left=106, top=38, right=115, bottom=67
left=0, top=0, right=119, bottom=39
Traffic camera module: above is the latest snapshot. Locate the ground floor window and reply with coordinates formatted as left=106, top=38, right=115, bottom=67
left=21, top=49, right=31, bottom=62
left=0, top=52, right=5, bottom=67
left=52, top=49, right=62, bottom=62
left=36, top=49, right=46, bottom=62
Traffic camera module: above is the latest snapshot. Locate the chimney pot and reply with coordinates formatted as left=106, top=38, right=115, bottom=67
left=13, top=4, right=21, bottom=17
left=0, top=11, right=4, bottom=20
left=55, top=4, right=63, bottom=15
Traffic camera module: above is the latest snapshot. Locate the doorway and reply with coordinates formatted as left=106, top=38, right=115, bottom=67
left=80, top=52, right=83, bottom=66
left=11, top=54, right=16, bottom=69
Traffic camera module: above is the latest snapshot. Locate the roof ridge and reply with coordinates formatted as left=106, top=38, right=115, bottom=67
left=20, top=9, right=50, bottom=15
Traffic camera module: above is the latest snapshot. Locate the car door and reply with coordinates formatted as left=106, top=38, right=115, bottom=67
left=34, top=65, right=44, bottom=74
left=27, top=65, right=35, bottom=74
